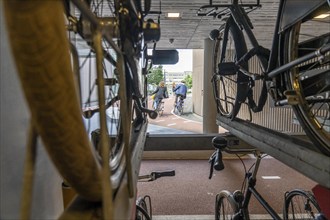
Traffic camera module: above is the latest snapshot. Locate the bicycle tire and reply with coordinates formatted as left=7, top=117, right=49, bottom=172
left=4, top=0, right=145, bottom=205
left=76, top=0, right=130, bottom=172
left=283, top=2, right=330, bottom=155
left=283, top=189, right=324, bottom=220
left=179, top=106, right=183, bottom=116
left=178, top=101, right=183, bottom=116
left=136, top=197, right=151, bottom=220
left=212, top=17, right=249, bottom=119
left=175, top=100, right=183, bottom=116
left=178, top=108, right=183, bottom=116
left=157, top=101, right=164, bottom=117
left=215, top=190, right=239, bottom=220
left=4, top=1, right=103, bottom=201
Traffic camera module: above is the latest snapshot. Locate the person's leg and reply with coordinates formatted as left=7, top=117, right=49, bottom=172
left=157, top=98, right=163, bottom=110
left=153, top=102, right=155, bottom=109
left=153, top=98, right=158, bottom=109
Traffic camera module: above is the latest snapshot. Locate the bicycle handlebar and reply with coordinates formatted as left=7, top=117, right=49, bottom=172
left=139, top=170, right=175, bottom=182
left=209, top=136, right=260, bottom=179
left=208, top=149, right=225, bottom=179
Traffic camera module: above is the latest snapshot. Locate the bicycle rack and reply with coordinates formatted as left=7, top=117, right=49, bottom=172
left=216, top=114, right=330, bottom=189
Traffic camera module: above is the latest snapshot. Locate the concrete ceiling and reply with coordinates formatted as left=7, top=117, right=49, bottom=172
left=73, top=0, right=281, bottom=50
left=148, top=0, right=280, bottom=49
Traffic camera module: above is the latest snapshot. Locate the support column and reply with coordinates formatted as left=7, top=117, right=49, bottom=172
left=203, top=38, right=218, bottom=133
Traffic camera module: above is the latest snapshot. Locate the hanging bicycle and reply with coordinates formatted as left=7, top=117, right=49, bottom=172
left=4, top=0, right=177, bottom=219
left=198, top=0, right=330, bottom=155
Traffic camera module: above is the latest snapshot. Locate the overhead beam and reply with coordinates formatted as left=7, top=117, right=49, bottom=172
left=145, top=133, right=253, bottom=151
left=216, top=115, right=330, bottom=188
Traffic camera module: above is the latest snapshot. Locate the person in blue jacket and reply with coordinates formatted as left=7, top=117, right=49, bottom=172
left=172, top=80, right=188, bottom=107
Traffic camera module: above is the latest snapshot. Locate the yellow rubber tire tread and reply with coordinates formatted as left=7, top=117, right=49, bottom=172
left=4, top=1, right=102, bottom=201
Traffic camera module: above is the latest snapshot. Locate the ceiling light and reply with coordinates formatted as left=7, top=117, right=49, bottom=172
left=314, top=13, right=330, bottom=19
left=167, top=12, right=181, bottom=18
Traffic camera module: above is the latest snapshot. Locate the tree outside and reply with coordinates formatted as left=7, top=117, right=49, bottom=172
left=147, top=65, right=164, bottom=86
left=184, top=74, right=192, bottom=89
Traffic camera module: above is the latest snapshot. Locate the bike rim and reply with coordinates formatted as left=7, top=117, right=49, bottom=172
left=285, top=8, right=330, bottom=155
left=213, top=17, right=248, bottom=119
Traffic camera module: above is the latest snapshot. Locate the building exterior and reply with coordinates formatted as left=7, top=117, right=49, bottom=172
left=164, top=70, right=192, bottom=85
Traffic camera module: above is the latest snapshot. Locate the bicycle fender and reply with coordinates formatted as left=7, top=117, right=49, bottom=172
left=279, top=0, right=327, bottom=33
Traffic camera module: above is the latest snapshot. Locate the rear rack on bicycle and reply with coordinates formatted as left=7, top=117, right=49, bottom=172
left=216, top=114, right=330, bottom=189
left=197, top=0, right=261, bottom=17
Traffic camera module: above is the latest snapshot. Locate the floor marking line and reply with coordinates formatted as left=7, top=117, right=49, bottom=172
left=261, top=176, right=281, bottom=180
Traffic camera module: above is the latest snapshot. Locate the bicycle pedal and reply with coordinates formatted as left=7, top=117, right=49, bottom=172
left=284, top=90, right=299, bottom=105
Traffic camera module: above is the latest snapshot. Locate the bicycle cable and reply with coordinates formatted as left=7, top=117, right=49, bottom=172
left=238, top=153, right=269, bottom=193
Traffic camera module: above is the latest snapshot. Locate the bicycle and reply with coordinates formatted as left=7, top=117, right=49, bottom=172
left=4, top=0, right=177, bottom=219
left=197, top=0, right=330, bottom=156
left=209, top=136, right=327, bottom=220
left=136, top=170, right=176, bottom=220
left=174, top=96, right=185, bottom=116
left=154, top=99, right=165, bottom=117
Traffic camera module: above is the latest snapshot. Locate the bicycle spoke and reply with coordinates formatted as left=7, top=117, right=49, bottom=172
left=284, top=190, right=322, bottom=220
left=212, top=17, right=248, bottom=118
left=284, top=4, right=330, bottom=154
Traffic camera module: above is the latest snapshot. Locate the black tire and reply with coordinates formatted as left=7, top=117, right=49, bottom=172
left=136, top=197, right=151, bottom=220
left=4, top=1, right=103, bottom=201
left=283, top=2, right=330, bottom=155
left=70, top=0, right=138, bottom=196
left=215, top=190, right=239, bottom=220
left=177, top=100, right=184, bottom=116
left=4, top=0, right=144, bottom=203
left=283, top=189, right=323, bottom=220
left=212, top=17, right=249, bottom=119
left=70, top=0, right=148, bottom=199
left=157, top=101, right=164, bottom=117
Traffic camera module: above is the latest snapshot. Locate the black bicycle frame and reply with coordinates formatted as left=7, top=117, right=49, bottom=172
left=226, top=0, right=330, bottom=110
left=240, top=155, right=282, bottom=220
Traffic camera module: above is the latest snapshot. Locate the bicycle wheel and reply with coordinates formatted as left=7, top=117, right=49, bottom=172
left=176, top=100, right=183, bottom=116
left=158, top=102, right=164, bottom=117
left=283, top=189, right=323, bottom=220
left=215, top=190, right=239, bottom=220
left=212, top=17, right=249, bottom=119
left=66, top=0, right=140, bottom=200
left=4, top=0, right=147, bottom=205
left=283, top=2, right=330, bottom=155
left=136, top=197, right=151, bottom=220
left=4, top=1, right=103, bottom=201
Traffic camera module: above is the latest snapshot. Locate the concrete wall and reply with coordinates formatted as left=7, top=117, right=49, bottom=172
left=0, top=4, right=63, bottom=219
left=191, top=43, right=305, bottom=134
left=191, top=49, right=204, bottom=116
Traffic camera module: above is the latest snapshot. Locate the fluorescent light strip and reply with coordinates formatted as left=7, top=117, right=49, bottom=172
left=167, top=12, right=180, bottom=18
left=314, top=13, right=330, bottom=19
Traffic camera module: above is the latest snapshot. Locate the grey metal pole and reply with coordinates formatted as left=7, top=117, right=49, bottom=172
left=203, top=38, right=218, bottom=133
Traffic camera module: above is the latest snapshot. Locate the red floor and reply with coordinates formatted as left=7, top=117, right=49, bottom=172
left=137, top=158, right=317, bottom=215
